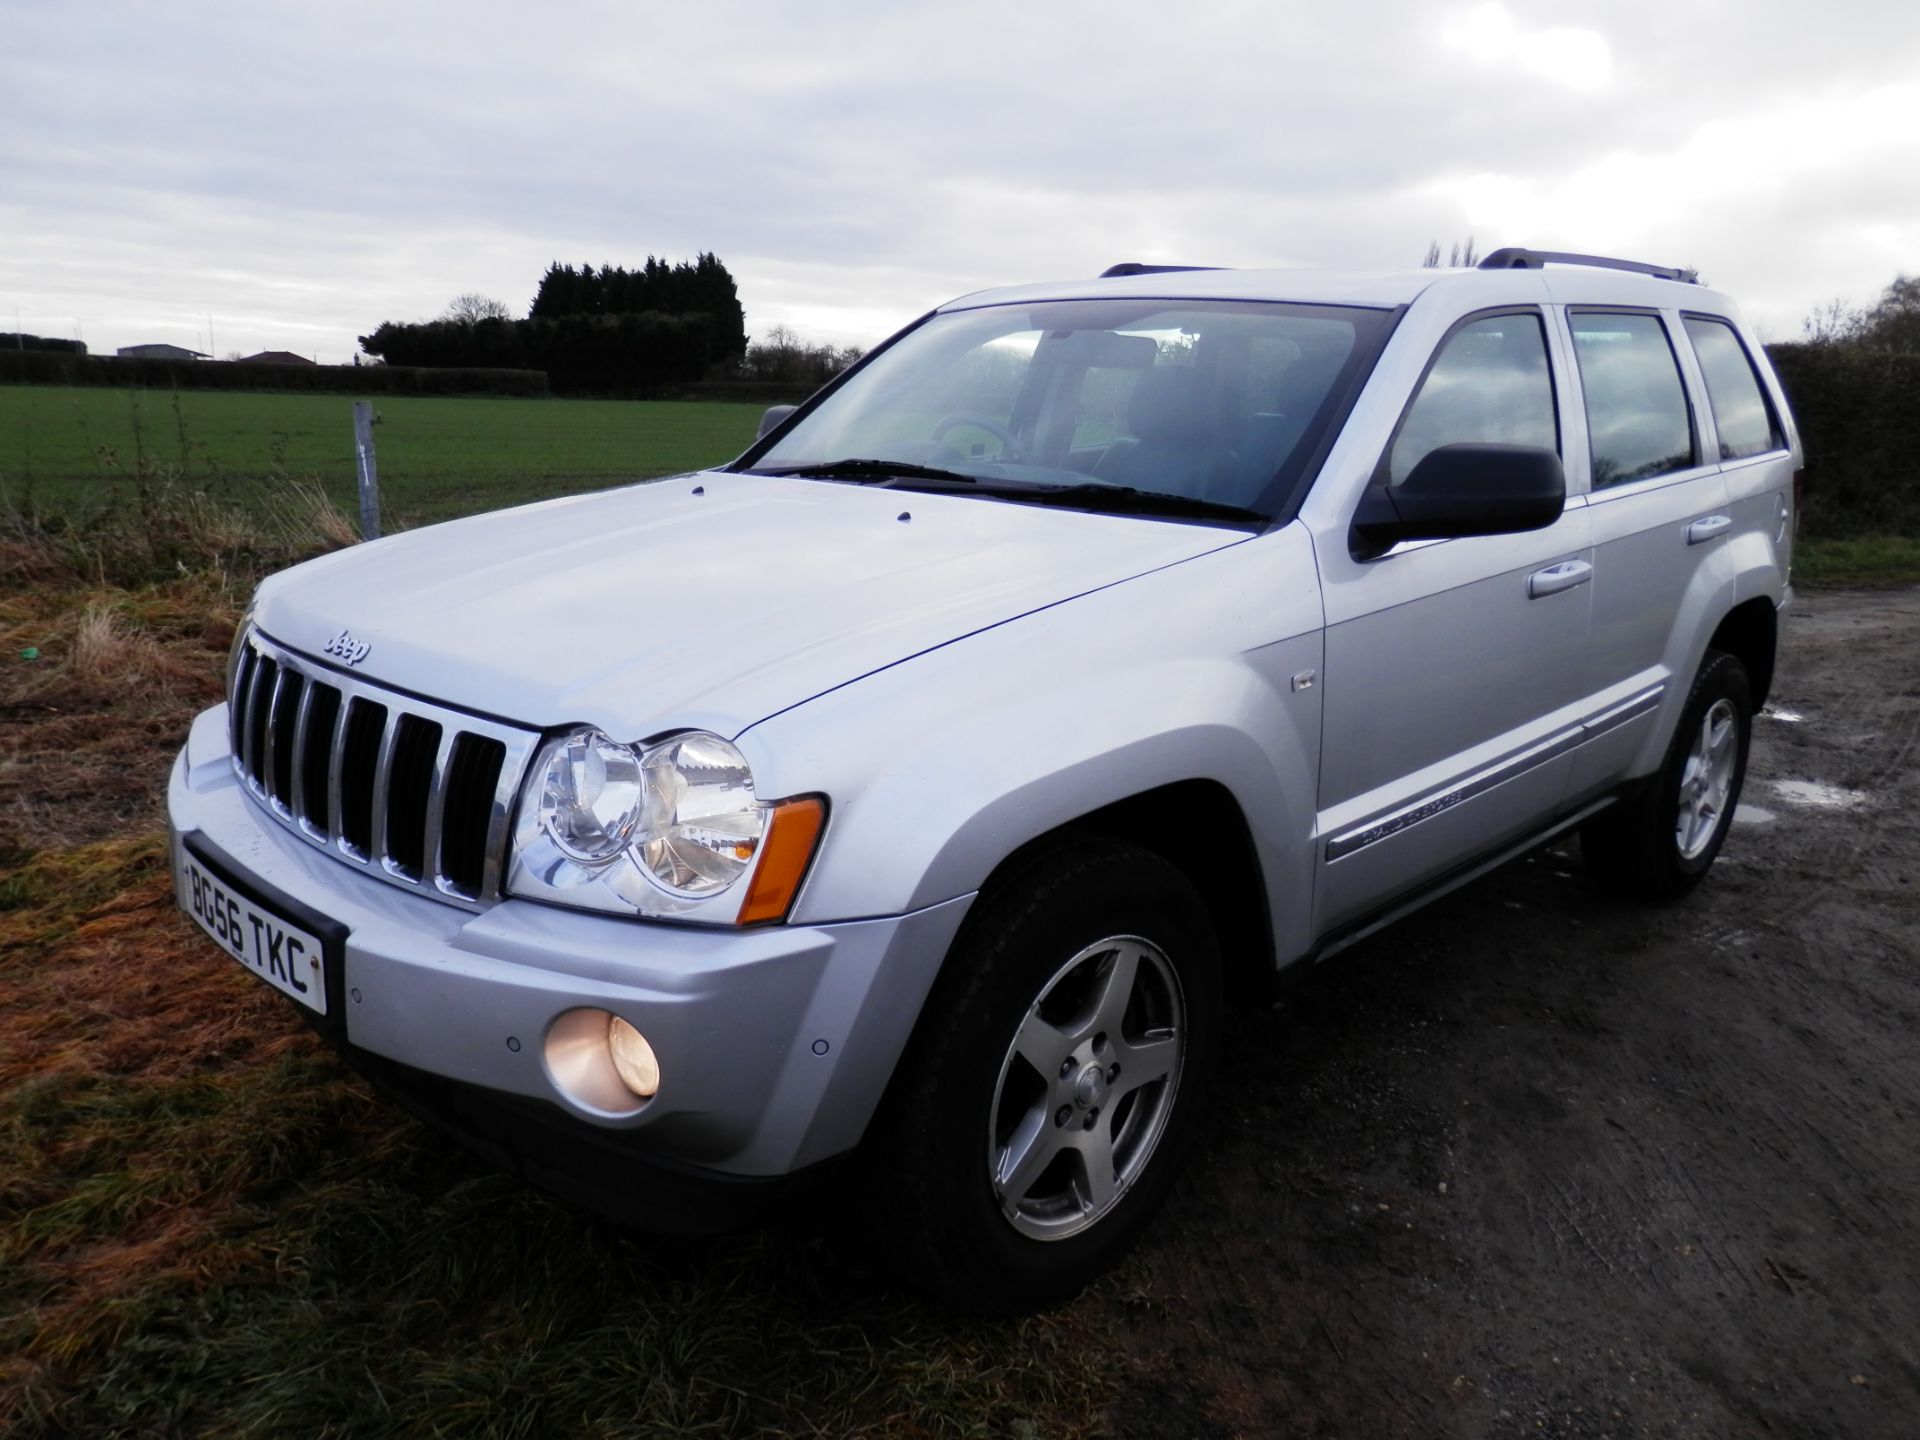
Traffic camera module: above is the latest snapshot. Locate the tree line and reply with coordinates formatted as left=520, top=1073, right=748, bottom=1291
left=736, top=325, right=864, bottom=386
left=1801, top=276, right=1919, bottom=352
left=358, top=254, right=749, bottom=396
left=1772, top=273, right=1920, bottom=540
left=528, top=255, right=743, bottom=343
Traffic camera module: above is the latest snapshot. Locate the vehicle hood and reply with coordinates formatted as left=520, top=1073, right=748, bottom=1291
left=252, top=471, right=1250, bottom=739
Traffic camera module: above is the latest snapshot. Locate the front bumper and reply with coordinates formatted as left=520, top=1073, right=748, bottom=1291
left=328, top=1044, right=838, bottom=1234
left=168, top=705, right=974, bottom=1187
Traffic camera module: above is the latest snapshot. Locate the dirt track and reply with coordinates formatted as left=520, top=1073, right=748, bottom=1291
left=1108, top=588, right=1920, bottom=1438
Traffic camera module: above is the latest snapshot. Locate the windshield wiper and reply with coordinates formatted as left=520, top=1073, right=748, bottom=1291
left=1006, top=483, right=1266, bottom=525
left=758, top=458, right=979, bottom=486
left=758, top=462, right=1264, bottom=525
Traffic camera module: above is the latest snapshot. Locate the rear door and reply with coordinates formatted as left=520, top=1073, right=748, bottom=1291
left=1556, top=307, right=1732, bottom=801
left=1313, top=305, right=1593, bottom=932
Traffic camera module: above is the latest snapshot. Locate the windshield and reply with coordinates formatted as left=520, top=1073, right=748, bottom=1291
left=741, top=298, right=1394, bottom=520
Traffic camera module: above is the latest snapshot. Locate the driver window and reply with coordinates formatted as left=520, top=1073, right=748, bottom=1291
left=1388, top=313, right=1557, bottom=485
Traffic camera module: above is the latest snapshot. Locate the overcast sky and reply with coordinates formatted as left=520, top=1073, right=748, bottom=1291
left=5, top=0, right=1917, bottom=361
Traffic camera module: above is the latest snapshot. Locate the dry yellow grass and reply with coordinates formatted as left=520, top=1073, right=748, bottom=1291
left=265, top=478, right=361, bottom=552
left=0, top=571, right=236, bottom=850
left=65, top=603, right=192, bottom=696
left=2, top=471, right=359, bottom=593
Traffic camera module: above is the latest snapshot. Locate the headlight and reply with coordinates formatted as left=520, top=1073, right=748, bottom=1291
left=637, top=732, right=762, bottom=895
left=508, top=727, right=825, bottom=925
left=537, top=729, right=645, bottom=863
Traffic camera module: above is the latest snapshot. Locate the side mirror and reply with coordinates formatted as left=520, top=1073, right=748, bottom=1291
left=757, top=404, right=797, bottom=440
left=1350, top=443, right=1565, bottom=558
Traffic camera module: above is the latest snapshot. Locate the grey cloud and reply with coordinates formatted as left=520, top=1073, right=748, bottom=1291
left=3, top=0, right=1916, bottom=357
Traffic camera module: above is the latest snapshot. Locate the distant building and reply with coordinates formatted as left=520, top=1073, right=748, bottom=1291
left=117, top=343, right=208, bottom=361
left=239, top=350, right=317, bottom=366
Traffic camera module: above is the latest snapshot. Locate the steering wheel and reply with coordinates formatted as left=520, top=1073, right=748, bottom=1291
left=931, top=413, right=1029, bottom=463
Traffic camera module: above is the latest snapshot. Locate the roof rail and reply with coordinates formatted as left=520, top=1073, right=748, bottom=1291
left=1099, top=262, right=1225, bottom=279
left=1478, top=248, right=1700, bottom=284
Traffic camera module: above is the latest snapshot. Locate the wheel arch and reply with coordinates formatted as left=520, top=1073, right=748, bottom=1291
left=1080, top=781, right=1274, bottom=1003
left=878, top=778, right=1276, bottom=1108
left=1707, top=596, right=1778, bottom=709
left=995, top=779, right=1278, bottom=1007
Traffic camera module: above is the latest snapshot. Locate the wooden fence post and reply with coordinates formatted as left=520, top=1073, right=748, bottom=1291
left=351, top=401, right=380, bottom=541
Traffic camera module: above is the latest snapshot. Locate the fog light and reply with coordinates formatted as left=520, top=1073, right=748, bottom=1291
left=543, top=1006, right=660, bottom=1117
left=607, top=1015, right=660, bottom=1099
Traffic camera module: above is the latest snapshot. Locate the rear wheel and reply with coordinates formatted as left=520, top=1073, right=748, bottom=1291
left=1582, top=649, right=1752, bottom=900
left=863, top=839, right=1221, bottom=1312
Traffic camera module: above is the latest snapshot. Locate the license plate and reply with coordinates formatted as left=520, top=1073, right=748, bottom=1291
left=177, top=845, right=329, bottom=1015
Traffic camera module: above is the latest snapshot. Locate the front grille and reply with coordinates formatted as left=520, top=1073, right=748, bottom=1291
left=228, top=627, right=540, bottom=908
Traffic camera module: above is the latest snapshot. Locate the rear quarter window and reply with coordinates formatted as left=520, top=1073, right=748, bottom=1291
left=1683, top=316, right=1785, bottom=460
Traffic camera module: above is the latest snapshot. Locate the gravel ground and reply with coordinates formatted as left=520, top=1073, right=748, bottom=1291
left=1104, top=587, right=1920, bottom=1438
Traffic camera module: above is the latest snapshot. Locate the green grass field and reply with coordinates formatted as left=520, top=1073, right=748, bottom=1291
left=0, top=386, right=764, bottom=527
left=6, top=383, right=1917, bottom=589
left=1793, top=534, right=1920, bottom=587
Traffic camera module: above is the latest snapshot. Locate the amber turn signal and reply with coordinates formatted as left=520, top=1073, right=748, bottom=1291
left=737, top=796, right=827, bottom=925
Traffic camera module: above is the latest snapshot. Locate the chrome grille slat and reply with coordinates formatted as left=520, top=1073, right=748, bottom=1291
left=336, top=698, right=386, bottom=859
left=229, top=646, right=256, bottom=764
left=241, top=652, right=273, bottom=787
left=264, top=667, right=303, bottom=817
left=480, top=751, right=521, bottom=904
left=227, top=627, right=540, bottom=913
left=288, top=675, right=317, bottom=822
left=443, top=734, right=507, bottom=901
left=421, top=729, right=457, bottom=893
left=326, top=684, right=352, bottom=844
left=261, top=664, right=287, bottom=808
left=382, top=714, right=441, bottom=881
left=298, top=683, right=341, bottom=840
left=367, top=709, right=401, bottom=869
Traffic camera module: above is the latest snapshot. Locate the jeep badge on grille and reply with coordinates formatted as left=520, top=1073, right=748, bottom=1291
left=323, top=629, right=371, bottom=666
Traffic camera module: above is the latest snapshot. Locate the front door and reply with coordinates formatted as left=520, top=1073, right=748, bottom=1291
left=1311, top=307, right=1593, bottom=932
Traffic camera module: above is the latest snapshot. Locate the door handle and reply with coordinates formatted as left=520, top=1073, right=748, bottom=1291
left=1686, top=514, right=1733, bottom=545
left=1528, top=559, right=1593, bottom=599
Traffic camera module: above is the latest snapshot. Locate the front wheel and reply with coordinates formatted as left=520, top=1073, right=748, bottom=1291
left=1582, top=648, right=1753, bottom=900
left=862, top=839, right=1221, bottom=1312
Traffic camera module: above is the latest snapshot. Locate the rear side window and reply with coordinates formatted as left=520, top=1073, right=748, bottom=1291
left=1388, top=312, right=1557, bottom=485
left=1570, top=312, right=1695, bottom=488
left=1683, top=316, right=1785, bottom=460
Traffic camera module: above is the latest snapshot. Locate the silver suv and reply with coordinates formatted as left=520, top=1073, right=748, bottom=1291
left=169, top=249, right=1798, bottom=1310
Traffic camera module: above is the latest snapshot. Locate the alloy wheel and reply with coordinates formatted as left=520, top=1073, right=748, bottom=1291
left=1676, top=697, right=1738, bottom=860
left=986, top=935, right=1185, bottom=1241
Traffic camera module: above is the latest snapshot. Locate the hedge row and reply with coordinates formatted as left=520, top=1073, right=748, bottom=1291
left=1, top=333, right=87, bottom=355
left=673, top=379, right=824, bottom=406
left=358, top=311, right=722, bottom=397
left=0, top=349, right=548, bottom=397
left=1766, top=344, right=1920, bottom=538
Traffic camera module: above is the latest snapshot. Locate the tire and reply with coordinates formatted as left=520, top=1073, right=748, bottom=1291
left=861, top=838, right=1222, bottom=1313
left=1581, top=648, right=1752, bottom=901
